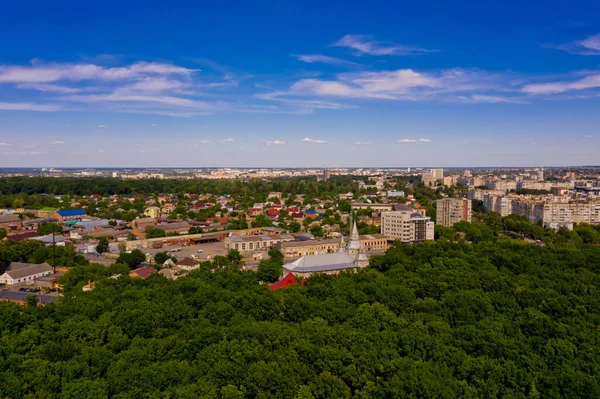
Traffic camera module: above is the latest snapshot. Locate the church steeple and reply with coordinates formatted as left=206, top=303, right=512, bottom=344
left=346, top=218, right=362, bottom=257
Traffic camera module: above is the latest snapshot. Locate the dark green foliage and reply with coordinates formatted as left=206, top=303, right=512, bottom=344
left=251, top=214, right=273, bottom=228
left=257, top=250, right=284, bottom=283
left=116, top=249, right=146, bottom=269
left=154, top=251, right=175, bottom=265
left=0, top=240, right=599, bottom=398
left=96, top=237, right=109, bottom=254
left=37, top=222, right=62, bottom=235
left=0, top=239, right=88, bottom=273
left=144, top=226, right=166, bottom=239
left=309, top=225, right=324, bottom=237
left=0, top=227, right=6, bottom=239
left=288, top=221, right=301, bottom=233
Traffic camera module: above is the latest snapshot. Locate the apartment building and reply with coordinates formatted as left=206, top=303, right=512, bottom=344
left=483, top=194, right=513, bottom=216
left=436, top=198, right=472, bottom=226
left=541, top=202, right=600, bottom=225
left=380, top=211, right=434, bottom=243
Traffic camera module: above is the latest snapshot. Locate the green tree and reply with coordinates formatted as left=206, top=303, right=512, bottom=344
left=0, top=228, right=6, bottom=240
left=257, top=259, right=282, bottom=282
left=37, top=222, right=62, bottom=235
left=252, top=214, right=273, bottom=228
left=154, top=251, right=174, bottom=265
left=96, top=237, right=109, bottom=254
left=309, top=225, right=325, bottom=238
left=288, top=221, right=301, bottom=233
left=116, top=249, right=146, bottom=269
left=145, top=226, right=166, bottom=238
left=12, top=198, right=24, bottom=208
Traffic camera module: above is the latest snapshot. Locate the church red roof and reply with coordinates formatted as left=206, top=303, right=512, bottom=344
left=268, top=273, right=305, bottom=290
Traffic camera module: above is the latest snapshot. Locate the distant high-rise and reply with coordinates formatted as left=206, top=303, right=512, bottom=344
left=537, top=168, right=544, bottom=181
left=436, top=198, right=472, bottom=226
left=323, top=169, right=330, bottom=181
left=430, top=168, right=444, bottom=180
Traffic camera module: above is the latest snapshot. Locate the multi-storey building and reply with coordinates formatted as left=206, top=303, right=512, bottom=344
left=436, top=198, right=472, bottom=226
left=380, top=210, right=434, bottom=243
left=483, top=194, right=513, bottom=216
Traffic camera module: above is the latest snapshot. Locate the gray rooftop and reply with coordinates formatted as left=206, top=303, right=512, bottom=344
left=4, top=262, right=53, bottom=279
left=283, top=252, right=358, bottom=273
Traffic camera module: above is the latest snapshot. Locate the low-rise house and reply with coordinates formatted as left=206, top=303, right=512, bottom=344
left=0, top=214, right=23, bottom=231
left=0, top=291, right=59, bottom=306
left=129, top=266, right=157, bottom=279
left=52, top=209, right=88, bottom=223
left=0, top=262, right=53, bottom=285
left=177, top=257, right=201, bottom=271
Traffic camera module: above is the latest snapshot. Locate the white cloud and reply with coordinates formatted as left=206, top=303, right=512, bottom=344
left=354, top=141, right=370, bottom=145
left=16, top=83, right=82, bottom=93
left=94, top=130, right=104, bottom=133
left=151, top=123, right=159, bottom=127
left=397, top=139, right=417, bottom=143
left=301, top=137, right=327, bottom=144
left=584, top=135, right=593, bottom=138
left=0, top=142, right=10, bottom=148
left=522, top=73, right=600, bottom=94
left=418, top=138, right=431, bottom=143
left=0, top=61, right=197, bottom=83
left=258, top=140, right=286, bottom=146
left=0, top=102, right=61, bottom=111
left=98, top=149, right=105, bottom=153
left=265, top=68, right=507, bottom=104
left=65, top=124, right=71, bottom=127
left=550, top=34, right=600, bottom=55
left=97, top=124, right=107, bottom=128
left=293, top=54, right=358, bottom=66
left=199, top=140, right=210, bottom=144
left=219, top=138, right=234, bottom=143
left=3, top=151, right=42, bottom=155
left=466, top=94, right=528, bottom=104
left=332, top=34, right=436, bottom=56
left=51, top=141, right=65, bottom=145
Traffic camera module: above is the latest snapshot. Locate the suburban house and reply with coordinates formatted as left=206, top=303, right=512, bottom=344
left=129, top=266, right=157, bottom=279
left=0, top=214, right=23, bottom=231
left=177, top=257, right=201, bottom=271
left=52, top=209, right=88, bottom=223
left=0, top=262, right=53, bottom=286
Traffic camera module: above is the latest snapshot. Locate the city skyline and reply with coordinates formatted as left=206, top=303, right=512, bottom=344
left=1, top=0, right=600, bottom=167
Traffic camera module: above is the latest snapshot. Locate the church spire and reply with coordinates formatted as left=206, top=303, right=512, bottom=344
left=351, top=220, right=359, bottom=241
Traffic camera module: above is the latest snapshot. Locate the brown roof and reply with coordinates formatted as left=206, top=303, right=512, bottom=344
left=155, top=222, right=190, bottom=231
left=177, top=257, right=200, bottom=267
left=0, top=214, right=21, bottom=223
left=4, top=262, right=53, bottom=279
left=129, top=266, right=157, bottom=279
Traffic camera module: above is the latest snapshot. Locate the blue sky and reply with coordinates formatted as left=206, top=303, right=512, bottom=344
left=1, top=0, right=599, bottom=167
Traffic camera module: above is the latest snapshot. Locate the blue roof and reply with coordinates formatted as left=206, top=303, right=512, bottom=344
left=57, top=209, right=87, bottom=217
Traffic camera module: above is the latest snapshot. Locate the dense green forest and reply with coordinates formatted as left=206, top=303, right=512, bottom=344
left=1, top=238, right=599, bottom=398
left=0, top=176, right=361, bottom=199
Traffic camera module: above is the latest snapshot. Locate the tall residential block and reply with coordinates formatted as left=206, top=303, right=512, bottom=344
left=436, top=198, right=472, bottom=226
left=381, top=210, right=434, bottom=243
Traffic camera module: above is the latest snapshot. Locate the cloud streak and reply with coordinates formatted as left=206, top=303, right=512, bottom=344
left=333, top=34, right=436, bottom=56
left=301, top=137, right=327, bottom=144
left=549, top=34, right=600, bottom=55
left=293, top=54, right=358, bottom=66
left=258, top=140, right=286, bottom=146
